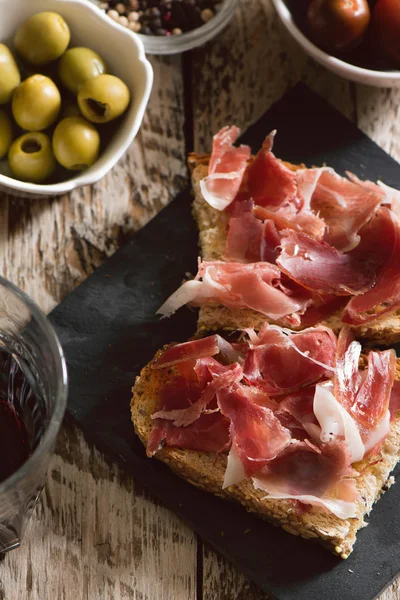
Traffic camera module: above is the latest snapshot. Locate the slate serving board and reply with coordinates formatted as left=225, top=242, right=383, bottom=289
left=49, top=84, right=400, bottom=600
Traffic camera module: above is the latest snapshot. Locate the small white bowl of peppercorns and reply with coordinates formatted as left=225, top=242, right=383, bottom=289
left=97, top=0, right=239, bottom=54
left=272, top=0, right=400, bottom=87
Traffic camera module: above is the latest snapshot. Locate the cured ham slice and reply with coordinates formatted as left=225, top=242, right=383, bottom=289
left=200, top=126, right=251, bottom=211
left=242, top=325, right=336, bottom=396
left=225, top=206, right=264, bottom=262
left=260, top=220, right=281, bottom=263
left=333, top=326, right=362, bottom=413
left=277, top=230, right=375, bottom=296
left=290, top=168, right=327, bottom=239
left=244, top=138, right=325, bottom=239
left=346, top=174, right=400, bottom=217
left=363, top=411, right=390, bottom=455
left=152, top=335, right=241, bottom=368
left=157, top=261, right=312, bottom=324
left=351, top=349, right=396, bottom=429
left=311, top=169, right=382, bottom=251
left=152, top=363, right=243, bottom=427
left=147, top=376, right=230, bottom=456
left=225, top=208, right=283, bottom=264
left=343, top=208, right=400, bottom=325
left=245, top=131, right=298, bottom=210
left=275, top=386, right=319, bottom=440
left=217, top=383, right=292, bottom=478
left=253, top=439, right=352, bottom=498
left=313, top=382, right=365, bottom=463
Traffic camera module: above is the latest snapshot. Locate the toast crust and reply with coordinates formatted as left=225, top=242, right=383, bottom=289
left=188, top=153, right=400, bottom=346
left=131, top=351, right=400, bottom=559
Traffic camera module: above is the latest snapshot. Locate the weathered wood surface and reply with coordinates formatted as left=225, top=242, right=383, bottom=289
left=1, top=0, right=400, bottom=598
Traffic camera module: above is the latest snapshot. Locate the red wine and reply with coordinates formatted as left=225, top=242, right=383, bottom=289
left=0, top=400, right=30, bottom=482
left=0, top=349, right=41, bottom=484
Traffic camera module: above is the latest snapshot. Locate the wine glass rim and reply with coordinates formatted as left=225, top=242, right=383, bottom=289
left=0, top=276, right=68, bottom=494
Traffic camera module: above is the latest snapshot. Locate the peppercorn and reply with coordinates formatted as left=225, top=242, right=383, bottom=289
left=101, top=0, right=221, bottom=35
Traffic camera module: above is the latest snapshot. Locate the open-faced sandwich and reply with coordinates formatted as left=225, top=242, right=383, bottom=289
left=131, top=126, right=400, bottom=558
left=132, top=325, right=400, bottom=559
left=160, top=127, right=400, bottom=345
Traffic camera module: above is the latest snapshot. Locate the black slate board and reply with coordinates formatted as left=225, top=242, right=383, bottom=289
left=49, top=84, right=400, bottom=600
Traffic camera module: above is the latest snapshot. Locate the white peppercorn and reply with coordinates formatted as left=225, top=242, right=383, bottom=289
left=116, top=3, right=126, bottom=14
left=107, top=9, right=120, bottom=21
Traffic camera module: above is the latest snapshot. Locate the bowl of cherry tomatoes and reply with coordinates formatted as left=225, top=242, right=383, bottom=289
left=272, top=0, right=400, bottom=87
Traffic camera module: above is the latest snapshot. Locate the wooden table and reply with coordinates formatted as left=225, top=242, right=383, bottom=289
left=2, top=1, right=400, bottom=598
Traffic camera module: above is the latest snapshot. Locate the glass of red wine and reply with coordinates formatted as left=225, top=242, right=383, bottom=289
left=0, top=277, right=67, bottom=552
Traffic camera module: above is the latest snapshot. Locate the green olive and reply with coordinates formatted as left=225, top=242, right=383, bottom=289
left=77, top=74, right=130, bottom=123
left=8, top=132, right=56, bottom=183
left=0, top=110, right=13, bottom=159
left=0, top=44, right=21, bottom=105
left=52, top=116, right=100, bottom=170
left=12, top=75, right=61, bottom=131
left=14, top=11, right=70, bottom=66
left=58, top=47, right=107, bottom=95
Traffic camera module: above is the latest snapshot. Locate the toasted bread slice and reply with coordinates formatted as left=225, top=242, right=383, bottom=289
left=187, top=153, right=400, bottom=346
left=131, top=350, right=400, bottom=559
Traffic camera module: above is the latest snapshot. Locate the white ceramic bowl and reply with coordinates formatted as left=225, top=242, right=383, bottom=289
left=0, top=0, right=153, bottom=197
left=272, top=0, right=400, bottom=88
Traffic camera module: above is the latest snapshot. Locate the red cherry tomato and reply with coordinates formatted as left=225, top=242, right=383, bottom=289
left=373, top=0, right=400, bottom=64
left=307, top=0, right=371, bottom=53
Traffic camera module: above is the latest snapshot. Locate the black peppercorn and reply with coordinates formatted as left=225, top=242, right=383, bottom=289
left=102, top=0, right=220, bottom=35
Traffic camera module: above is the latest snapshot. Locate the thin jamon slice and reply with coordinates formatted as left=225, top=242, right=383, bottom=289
left=260, top=220, right=281, bottom=263
left=152, top=363, right=243, bottom=427
left=243, top=134, right=326, bottom=239
left=225, top=205, right=264, bottom=262
left=152, top=335, right=241, bottom=368
left=245, top=131, right=298, bottom=210
left=253, top=205, right=301, bottom=231
left=217, top=383, right=292, bottom=478
left=157, top=261, right=312, bottom=324
left=311, top=169, right=382, bottom=251
left=351, top=349, right=396, bottom=429
left=333, top=326, right=362, bottom=413
left=147, top=376, right=230, bottom=456
left=242, top=325, right=336, bottom=396
left=253, top=438, right=352, bottom=498
left=343, top=208, right=400, bottom=325
left=200, top=126, right=251, bottom=211
left=276, top=386, right=319, bottom=439
left=277, top=230, right=375, bottom=296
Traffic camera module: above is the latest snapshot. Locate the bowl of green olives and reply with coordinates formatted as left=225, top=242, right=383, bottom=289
left=272, top=0, right=400, bottom=87
left=0, top=0, right=153, bottom=197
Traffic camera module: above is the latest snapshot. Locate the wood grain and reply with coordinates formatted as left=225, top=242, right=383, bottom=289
left=0, top=423, right=197, bottom=600
left=0, top=0, right=400, bottom=598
